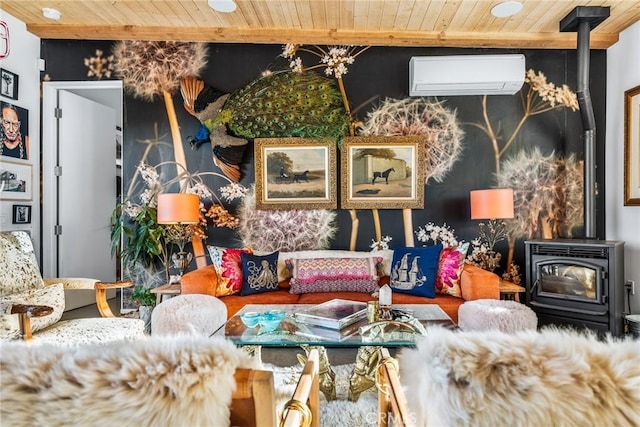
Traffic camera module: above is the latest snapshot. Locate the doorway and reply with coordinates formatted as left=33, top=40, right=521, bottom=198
left=42, top=81, right=122, bottom=310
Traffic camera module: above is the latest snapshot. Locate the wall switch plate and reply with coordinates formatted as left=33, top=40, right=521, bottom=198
left=626, top=280, right=636, bottom=295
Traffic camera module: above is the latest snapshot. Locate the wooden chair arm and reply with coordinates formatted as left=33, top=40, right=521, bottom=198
left=377, top=348, right=413, bottom=427
left=10, top=304, right=54, bottom=341
left=10, top=303, right=54, bottom=317
left=231, top=368, right=276, bottom=427
left=94, top=280, right=134, bottom=290
left=281, top=348, right=320, bottom=427
left=94, top=280, right=133, bottom=318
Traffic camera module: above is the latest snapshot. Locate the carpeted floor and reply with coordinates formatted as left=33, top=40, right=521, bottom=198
left=269, top=363, right=380, bottom=427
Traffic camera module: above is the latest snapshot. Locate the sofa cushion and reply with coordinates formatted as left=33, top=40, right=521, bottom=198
left=288, top=256, right=380, bottom=294
left=289, top=256, right=379, bottom=283
left=290, top=278, right=380, bottom=294
left=239, top=252, right=280, bottom=296
left=0, top=231, right=44, bottom=296
left=0, top=282, right=65, bottom=339
left=181, top=265, right=218, bottom=296
left=460, top=263, right=501, bottom=301
left=390, top=245, right=443, bottom=298
left=435, top=242, right=469, bottom=298
left=390, top=292, right=465, bottom=324
left=207, top=246, right=252, bottom=296
left=276, top=250, right=393, bottom=281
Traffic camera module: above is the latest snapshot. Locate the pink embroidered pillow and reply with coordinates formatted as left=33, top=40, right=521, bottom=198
left=287, top=257, right=381, bottom=294
left=207, top=246, right=252, bottom=297
left=291, top=257, right=379, bottom=283
left=435, top=243, right=469, bottom=298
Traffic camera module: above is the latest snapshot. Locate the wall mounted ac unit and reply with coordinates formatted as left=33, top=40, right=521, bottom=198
left=409, top=54, right=525, bottom=96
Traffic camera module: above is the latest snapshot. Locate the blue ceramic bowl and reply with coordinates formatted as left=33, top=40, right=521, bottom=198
left=259, top=310, right=286, bottom=332
left=265, top=309, right=286, bottom=321
left=240, top=311, right=261, bottom=328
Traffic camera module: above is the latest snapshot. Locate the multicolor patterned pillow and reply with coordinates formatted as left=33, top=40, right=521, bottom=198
left=276, top=250, right=393, bottom=282
left=206, top=246, right=252, bottom=297
left=239, top=252, right=280, bottom=296
left=287, top=257, right=381, bottom=294
left=289, top=257, right=380, bottom=283
left=389, top=245, right=443, bottom=298
left=435, top=242, right=470, bottom=298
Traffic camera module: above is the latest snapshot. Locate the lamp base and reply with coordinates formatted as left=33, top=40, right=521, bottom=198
left=171, top=251, right=193, bottom=282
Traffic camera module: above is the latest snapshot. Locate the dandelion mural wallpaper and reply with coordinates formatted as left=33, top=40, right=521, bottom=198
left=40, top=40, right=606, bottom=289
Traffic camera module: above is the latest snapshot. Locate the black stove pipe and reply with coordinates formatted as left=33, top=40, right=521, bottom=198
left=577, top=20, right=596, bottom=238
left=560, top=6, right=610, bottom=239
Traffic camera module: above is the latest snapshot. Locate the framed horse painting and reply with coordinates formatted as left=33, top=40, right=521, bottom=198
left=254, top=137, right=337, bottom=210
left=340, top=136, right=425, bottom=209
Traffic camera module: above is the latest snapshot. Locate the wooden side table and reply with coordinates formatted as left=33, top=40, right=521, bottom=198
left=151, top=283, right=181, bottom=305
left=499, top=280, right=525, bottom=302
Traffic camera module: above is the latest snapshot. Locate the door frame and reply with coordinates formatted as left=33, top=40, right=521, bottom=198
left=42, top=80, right=123, bottom=278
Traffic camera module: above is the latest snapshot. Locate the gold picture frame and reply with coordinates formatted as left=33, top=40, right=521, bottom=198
left=340, top=136, right=425, bottom=209
left=254, top=137, right=337, bottom=210
left=624, top=85, right=640, bottom=206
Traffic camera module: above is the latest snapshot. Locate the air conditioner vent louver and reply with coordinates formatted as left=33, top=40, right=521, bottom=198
left=409, top=54, right=525, bottom=96
left=531, top=244, right=608, bottom=259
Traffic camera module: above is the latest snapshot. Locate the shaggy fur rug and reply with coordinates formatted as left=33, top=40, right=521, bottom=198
left=399, top=327, right=640, bottom=427
left=0, top=336, right=258, bottom=427
left=270, top=363, right=380, bottom=426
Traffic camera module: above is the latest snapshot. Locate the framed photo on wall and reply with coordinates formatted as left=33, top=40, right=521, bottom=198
left=1, top=101, right=29, bottom=160
left=254, top=137, right=337, bottom=210
left=340, top=136, right=425, bottom=209
left=12, top=204, right=31, bottom=224
left=0, top=159, right=32, bottom=200
left=624, top=84, right=640, bottom=206
left=0, top=68, right=18, bottom=99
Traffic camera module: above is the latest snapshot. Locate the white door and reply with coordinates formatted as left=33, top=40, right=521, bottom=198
left=57, top=90, right=116, bottom=280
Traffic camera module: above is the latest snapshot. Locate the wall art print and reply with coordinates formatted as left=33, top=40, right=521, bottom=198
left=624, top=84, right=640, bottom=206
left=340, top=136, right=425, bottom=210
left=0, top=68, right=18, bottom=99
left=1, top=101, right=28, bottom=160
left=0, top=159, right=31, bottom=200
left=12, top=204, right=31, bottom=224
left=254, top=137, right=337, bottom=210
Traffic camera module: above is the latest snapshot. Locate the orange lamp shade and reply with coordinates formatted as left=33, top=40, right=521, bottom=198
left=470, top=188, right=514, bottom=220
left=157, top=193, right=200, bottom=224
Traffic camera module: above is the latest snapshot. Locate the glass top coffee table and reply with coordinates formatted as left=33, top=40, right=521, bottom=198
left=212, top=303, right=456, bottom=347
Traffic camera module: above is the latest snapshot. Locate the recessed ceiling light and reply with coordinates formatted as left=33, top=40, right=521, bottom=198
left=491, top=1, right=523, bottom=18
left=42, top=7, right=61, bottom=20
left=208, top=0, right=237, bottom=13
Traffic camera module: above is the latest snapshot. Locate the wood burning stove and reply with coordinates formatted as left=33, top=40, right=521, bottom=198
left=525, top=239, right=625, bottom=336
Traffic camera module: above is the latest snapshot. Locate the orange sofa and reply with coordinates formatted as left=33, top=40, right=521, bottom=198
left=181, top=263, right=499, bottom=324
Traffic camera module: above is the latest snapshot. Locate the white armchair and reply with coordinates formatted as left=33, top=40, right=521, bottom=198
left=0, top=231, right=145, bottom=345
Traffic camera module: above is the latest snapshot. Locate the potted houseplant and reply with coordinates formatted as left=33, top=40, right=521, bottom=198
left=130, top=284, right=156, bottom=333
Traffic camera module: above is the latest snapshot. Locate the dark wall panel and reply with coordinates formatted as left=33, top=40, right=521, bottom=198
left=41, top=40, right=607, bottom=277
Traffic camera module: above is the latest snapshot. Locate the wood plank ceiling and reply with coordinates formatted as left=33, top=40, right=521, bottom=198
left=1, top=1, right=639, bottom=48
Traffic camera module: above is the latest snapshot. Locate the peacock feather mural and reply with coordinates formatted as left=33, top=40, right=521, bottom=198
left=180, top=70, right=350, bottom=182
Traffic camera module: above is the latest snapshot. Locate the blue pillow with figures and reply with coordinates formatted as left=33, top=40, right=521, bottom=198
left=389, top=244, right=443, bottom=298
left=240, top=251, right=280, bottom=296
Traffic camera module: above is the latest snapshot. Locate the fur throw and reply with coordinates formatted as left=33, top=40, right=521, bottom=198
left=399, top=327, right=640, bottom=427
left=0, top=336, right=259, bottom=427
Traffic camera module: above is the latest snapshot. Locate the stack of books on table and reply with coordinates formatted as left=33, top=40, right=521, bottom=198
left=294, top=299, right=367, bottom=341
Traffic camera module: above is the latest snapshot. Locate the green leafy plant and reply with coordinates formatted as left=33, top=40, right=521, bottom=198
left=130, top=285, right=156, bottom=307
left=110, top=203, right=170, bottom=281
